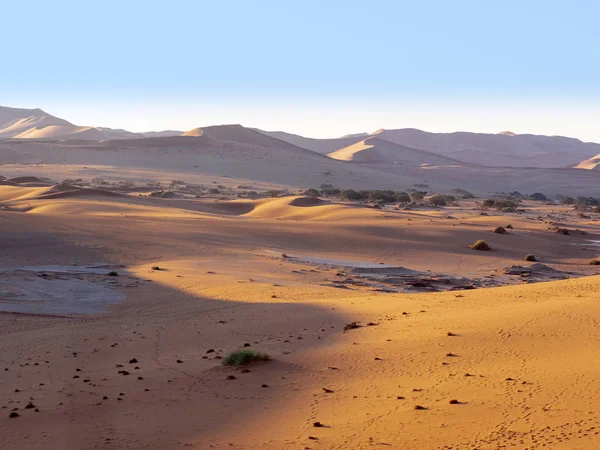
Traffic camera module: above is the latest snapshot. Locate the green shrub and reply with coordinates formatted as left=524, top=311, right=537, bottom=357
left=222, top=349, right=270, bottom=366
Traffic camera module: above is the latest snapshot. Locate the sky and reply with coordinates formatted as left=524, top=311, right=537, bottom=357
left=2, top=0, right=600, bottom=140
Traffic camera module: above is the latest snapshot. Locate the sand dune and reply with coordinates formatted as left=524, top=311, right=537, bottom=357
left=328, top=136, right=466, bottom=166
left=573, top=153, right=600, bottom=170
left=1, top=187, right=600, bottom=449
left=240, top=195, right=378, bottom=220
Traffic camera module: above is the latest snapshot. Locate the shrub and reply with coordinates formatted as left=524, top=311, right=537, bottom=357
left=339, top=189, right=360, bottom=201
left=559, top=196, right=575, bottom=205
left=411, top=191, right=426, bottom=201
left=366, top=190, right=397, bottom=203
left=452, top=189, right=476, bottom=199
left=319, top=188, right=340, bottom=197
left=107, top=271, right=119, bottom=276
left=482, top=197, right=521, bottom=211
left=493, top=226, right=508, bottom=234
left=589, top=260, right=600, bottom=266
left=524, top=254, right=536, bottom=262
left=264, top=190, right=282, bottom=198
left=396, top=192, right=411, bottom=203
left=222, top=349, right=270, bottom=366
left=506, top=224, right=513, bottom=229
left=529, top=193, right=547, bottom=201
left=576, top=196, right=600, bottom=206
left=429, top=194, right=456, bottom=207
left=303, top=188, right=320, bottom=197
left=469, top=240, right=491, bottom=251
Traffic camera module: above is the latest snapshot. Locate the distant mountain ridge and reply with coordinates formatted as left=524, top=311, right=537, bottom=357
left=2, top=104, right=600, bottom=169
left=260, top=127, right=600, bottom=168
left=0, top=106, right=182, bottom=141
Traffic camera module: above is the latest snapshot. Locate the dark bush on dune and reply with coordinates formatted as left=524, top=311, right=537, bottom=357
left=411, top=191, right=426, bottom=201
left=452, top=189, right=476, bottom=199
left=429, top=194, right=457, bottom=207
left=524, top=254, right=536, bottom=262
left=339, top=189, right=361, bottom=201
left=469, top=240, right=491, bottom=251
left=589, top=260, right=600, bottom=266
left=319, top=188, right=341, bottom=197
left=493, top=226, right=508, bottom=234
left=574, top=196, right=600, bottom=207
left=396, top=192, right=411, bottom=203
left=222, top=349, right=270, bottom=366
left=529, top=193, right=547, bottom=201
left=365, top=190, right=397, bottom=204
left=482, top=197, right=521, bottom=211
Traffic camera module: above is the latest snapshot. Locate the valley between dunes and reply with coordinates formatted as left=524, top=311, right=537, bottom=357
left=2, top=181, right=600, bottom=449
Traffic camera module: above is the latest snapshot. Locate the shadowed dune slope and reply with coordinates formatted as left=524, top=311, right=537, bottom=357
left=254, top=129, right=368, bottom=154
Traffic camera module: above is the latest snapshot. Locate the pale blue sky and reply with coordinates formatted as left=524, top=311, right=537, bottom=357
left=2, top=0, right=599, bottom=140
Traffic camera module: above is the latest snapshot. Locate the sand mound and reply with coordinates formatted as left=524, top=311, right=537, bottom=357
left=242, top=195, right=373, bottom=220
left=36, top=187, right=122, bottom=200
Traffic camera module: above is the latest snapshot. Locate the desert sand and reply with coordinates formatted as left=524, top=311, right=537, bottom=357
left=2, top=171, right=600, bottom=449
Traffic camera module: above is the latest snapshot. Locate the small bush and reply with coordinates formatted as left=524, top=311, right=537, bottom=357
left=429, top=194, right=455, bottom=207
left=396, top=192, right=411, bottom=203
left=264, top=190, right=282, bottom=198
left=469, top=240, right=491, bottom=251
left=506, top=224, right=513, bottom=229
left=303, top=188, right=320, bottom=197
left=107, top=271, right=119, bottom=276
left=222, top=349, right=270, bottom=366
left=411, top=191, right=426, bottom=201
left=452, top=189, right=476, bottom=199
left=493, top=226, right=508, bottom=234
left=339, top=189, right=360, bottom=201
left=553, top=227, right=570, bottom=235
left=529, top=193, right=547, bottom=201
left=590, top=260, right=600, bottom=266
left=524, top=254, right=536, bottom=262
